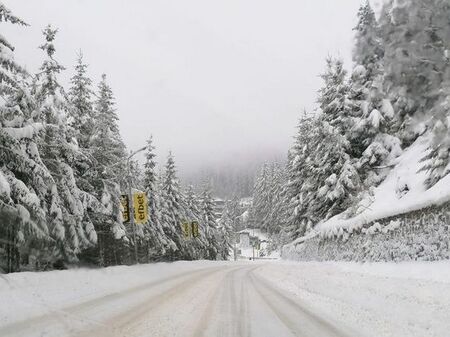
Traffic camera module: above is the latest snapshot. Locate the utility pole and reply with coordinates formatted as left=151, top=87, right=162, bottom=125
left=252, top=227, right=255, bottom=261
left=234, top=232, right=237, bottom=261
left=127, top=158, right=139, bottom=264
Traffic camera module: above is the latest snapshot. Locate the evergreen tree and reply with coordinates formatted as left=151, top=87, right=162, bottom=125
left=227, top=195, right=242, bottom=232
left=285, top=114, right=317, bottom=239
left=381, top=0, right=449, bottom=142
left=0, top=3, right=27, bottom=94
left=348, top=1, right=384, bottom=155
left=68, top=52, right=94, bottom=149
left=420, top=95, right=450, bottom=188
left=348, top=2, right=402, bottom=186
left=0, top=5, right=52, bottom=271
left=353, top=1, right=384, bottom=79
left=217, top=201, right=233, bottom=260
left=160, top=152, right=185, bottom=259
left=34, top=25, right=96, bottom=262
left=142, top=136, right=175, bottom=259
left=184, top=185, right=202, bottom=222
left=67, top=53, right=99, bottom=198
left=252, top=164, right=272, bottom=229
left=317, top=57, right=350, bottom=134
left=417, top=0, right=450, bottom=188
left=200, top=183, right=219, bottom=260
left=265, top=163, right=287, bottom=235
left=86, top=73, right=127, bottom=266
left=378, top=0, right=450, bottom=188
left=286, top=114, right=361, bottom=240
left=184, top=184, right=208, bottom=259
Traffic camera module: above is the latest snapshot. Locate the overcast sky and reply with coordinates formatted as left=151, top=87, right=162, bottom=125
left=3, top=0, right=382, bottom=175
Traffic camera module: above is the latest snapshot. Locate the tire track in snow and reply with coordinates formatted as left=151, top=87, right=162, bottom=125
left=86, top=266, right=228, bottom=337
left=191, top=265, right=259, bottom=337
left=95, top=264, right=247, bottom=337
left=0, top=266, right=225, bottom=337
left=248, top=271, right=355, bottom=337
left=237, top=267, right=253, bottom=337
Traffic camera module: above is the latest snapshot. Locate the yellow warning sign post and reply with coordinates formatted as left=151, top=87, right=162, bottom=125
left=191, top=221, right=199, bottom=238
left=181, top=221, right=191, bottom=239
left=121, top=195, right=130, bottom=223
left=133, top=192, right=148, bottom=224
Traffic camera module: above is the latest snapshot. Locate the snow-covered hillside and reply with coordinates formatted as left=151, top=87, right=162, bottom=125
left=306, top=134, right=450, bottom=240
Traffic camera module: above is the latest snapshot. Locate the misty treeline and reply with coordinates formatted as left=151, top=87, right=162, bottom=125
left=0, top=3, right=233, bottom=273
left=249, top=0, right=450, bottom=245
left=184, top=165, right=258, bottom=199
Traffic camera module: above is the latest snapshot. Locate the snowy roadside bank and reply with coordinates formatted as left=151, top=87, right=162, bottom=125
left=282, top=200, right=450, bottom=262
left=256, top=261, right=450, bottom=337
left=283, top=136, right=450, bottom=262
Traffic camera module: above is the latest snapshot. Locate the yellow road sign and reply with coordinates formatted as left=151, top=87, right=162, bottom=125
left=181, top=221, right=191, bottom=238
left=191, top=221, right=199, bottom=238
left=133, top=192, right=148, bottom=224
left=121, top=195, right=130, bottom=223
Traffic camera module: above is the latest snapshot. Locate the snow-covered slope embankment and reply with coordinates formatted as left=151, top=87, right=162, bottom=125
left=284, top=135, right=450, bottom=262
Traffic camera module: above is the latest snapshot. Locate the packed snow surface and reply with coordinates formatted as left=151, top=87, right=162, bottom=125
left=1, top=260, right=449, bottom=337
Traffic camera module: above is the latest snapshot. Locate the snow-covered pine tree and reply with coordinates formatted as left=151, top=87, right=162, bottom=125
left=86, top=73, right=128, bottom=266
left=313, top=119, right=361, bottom=220
left=33, top=25, right=96, bottom=264
left=348, top=1, right=401, bottom=186
left=315, top=57, right=362, bottom=218
left=285, top=114, right=317, bottom=239
left=285, top=113, right=361, bottom=240
left=159, top=152, right=186, bottom=259
left=378, top=0, right=450, bottom=188
left=357, top=78, right=402, bottom=187
left=184, top=184, right=208, bottom=259
left=200, top=183, right=220, bottom=260
left=0, top=4, right=54, bottom=271
left=227, top=195, right=241, bottom=232
left=381, top=0, right=448, bottom=143
left=184, top=185, right=201, bottom=222
left=264, top=163, right=287, bottom=235
left=0, top=2, right=27, bottom=92
left=317, top=57, right=350, bottom=134
left=267, top=165, right=291, bottom=248
left=348, top=1, right=383, bottom=156
left=217, top=200, right=233, bottom=260
left=418, top=1, right=450, bottom=188
left=68, top=52, right=94, bottom=149
left=252, top=163, right=272, bottom=229
left=263, top=153, right=294, bottom=247
left=67, top=52, right=99, bottom=198
left=252, top=162, right=287, bottom=234
left=353, top=1, right=384, bottom=81
left=420, top=108, right=450, bottom=188
left=142, top=136, right=175, bottom=260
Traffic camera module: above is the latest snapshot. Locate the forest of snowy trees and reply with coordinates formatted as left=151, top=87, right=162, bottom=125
left=0, top=3, right=232, bottom=272
left=250, top=0, right=450, bottom=247
left=2, top=0, right=450, bottom=271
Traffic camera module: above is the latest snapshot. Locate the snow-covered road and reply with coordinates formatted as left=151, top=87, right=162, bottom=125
left=1, top=260, right=449, bottom=337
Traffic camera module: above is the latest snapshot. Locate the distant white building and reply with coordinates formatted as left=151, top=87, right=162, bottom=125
left=238, top=230, right=251, bottom=249
left=235, top=228, right=268, bottom=259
